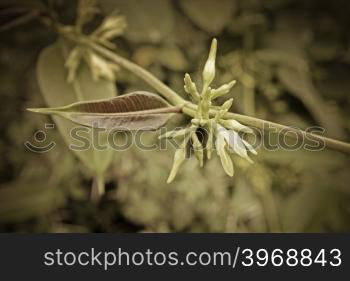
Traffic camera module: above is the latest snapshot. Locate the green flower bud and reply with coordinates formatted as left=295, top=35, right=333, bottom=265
left=85, top=51, right=117, bottom=81
left=202, top=39, right=217, bottom=88
left=167, top=134, right=192, bottom=184
left=95, top=14, right=126, bottom=38
left=221, top=98, right=233, bottom=112
left=219, top=119, right=254, bottom=134
left=184, top=73, right=200, bottom=102
left=191, top=119, right=201, bottom=126
left=214, top=109, right=226, bottom=121
left=65, top=46, right=83, bottom=83
left=167, top=146, right=186, bottom=183
left=210, top=80, right=236, bottom=100
left=212, top=99, right=234, bottom=122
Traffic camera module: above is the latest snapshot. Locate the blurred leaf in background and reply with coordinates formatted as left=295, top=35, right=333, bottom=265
left=37, top=41, right=116, bottom=175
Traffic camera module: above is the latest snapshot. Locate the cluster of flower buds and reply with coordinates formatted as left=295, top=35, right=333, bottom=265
left=65, top=46, right=120, bottom=82
left=64, top=1, right=126, bottom=82
left=161, top=39, right=257, bottom=183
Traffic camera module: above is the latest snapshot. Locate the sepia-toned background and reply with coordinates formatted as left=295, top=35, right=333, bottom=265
left=1, top=0, right=350, bottom=233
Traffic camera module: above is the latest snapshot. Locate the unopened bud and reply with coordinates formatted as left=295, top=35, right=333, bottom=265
left=219, top=119, right=254, bottom=134
left=184, top=73, right=200, bottom=102
left=202, top=39, right=217, bottom=88
left=210, top=80, right=236, bottom=99
left=167, top=145, right=187, bottom=183
left=221, top=98, right=233, bottom=112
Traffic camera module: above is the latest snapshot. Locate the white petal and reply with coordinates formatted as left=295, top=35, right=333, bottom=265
left=242, top=139, right=258, bottom=155
left=217, top=125, right=253, bottom=164
left=215, top=133, right=234, bottom=176
left=224, top=130, right=248, bottom=159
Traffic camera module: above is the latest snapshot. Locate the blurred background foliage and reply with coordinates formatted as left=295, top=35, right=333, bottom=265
left=0, top=0, right=350, bottom=233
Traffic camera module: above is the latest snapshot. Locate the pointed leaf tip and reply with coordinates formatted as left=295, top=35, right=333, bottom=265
left=27, top=108, right=39, bottom=113
left=27, top=108, right=55, bottom=115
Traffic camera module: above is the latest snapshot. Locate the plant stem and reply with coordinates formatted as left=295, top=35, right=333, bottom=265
left=259, top=189, right=281, bottom=233
left=74, top=40, right=350, bottom=154
left=183, top=104, right=350, bottom=154
left=87, top=41, right=186, bottom=107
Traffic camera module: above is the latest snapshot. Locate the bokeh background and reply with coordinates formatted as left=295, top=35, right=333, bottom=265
left=1, top=0, right=350, bottom=233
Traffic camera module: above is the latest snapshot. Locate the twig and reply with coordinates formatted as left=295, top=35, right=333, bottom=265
left=0, top=9, right=41, bottom=32
left=85, top=41, right=350, bottom=155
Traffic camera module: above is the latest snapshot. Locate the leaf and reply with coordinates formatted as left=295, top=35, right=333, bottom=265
left=29, top=92, right=179, bottom=131
left=264, top=23, right=345, bottom=139
left=277, top=66, right=345, bottom=139
left=76, top=0, right=99, bottom=28
left=281, top=184, right=341, bottom=232
left=0, top=182, right=65, bottom=223
left=36, top=41, right=116, bottom=174
left=179, top=0, right=235, bottom=34
left=157, top=45, right=189, bottom=71
left=100, top=0, right=174, bottom=43
left=255, top=49, right=308, bottom=72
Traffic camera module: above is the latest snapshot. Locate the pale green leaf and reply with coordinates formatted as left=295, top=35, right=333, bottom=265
left=100, top=0, right=174, bottom=43
left=277, top=66, right=345, bottom=139
left=158, top=45, right=189, bottom=71
left=0, top=182, right=65, bottom=223
left=179, top=0, right=235, bottom=34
